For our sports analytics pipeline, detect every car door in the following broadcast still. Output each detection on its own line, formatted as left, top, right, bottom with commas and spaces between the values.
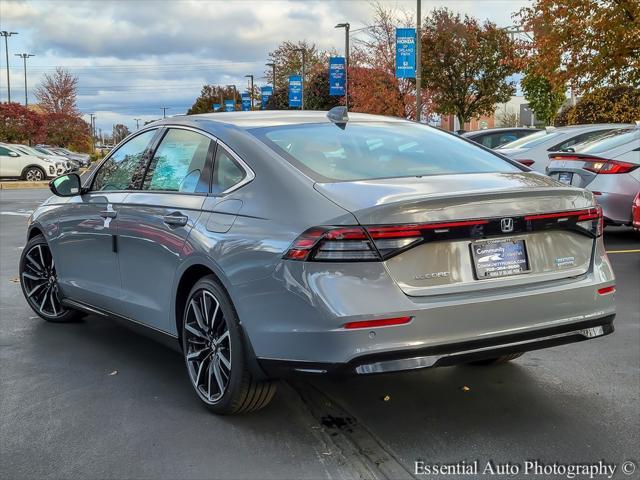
115, 127, 213, 332
0, 146, 23, 177
52, 129, 160, 312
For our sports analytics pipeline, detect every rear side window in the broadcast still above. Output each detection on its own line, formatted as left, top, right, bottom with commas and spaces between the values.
252, 122, 521, 182
573, 129, 639, 154
500, 130, 563, 149
549, 129, 614, 152
212, 146, 246, 194
142, 129, 211, 193
92, 129, 156, 191
0, 146, 13, 156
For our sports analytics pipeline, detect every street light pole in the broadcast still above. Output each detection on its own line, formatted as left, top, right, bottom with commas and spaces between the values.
1, 31, 18, 103
266, 62, 276, 88
416, 0, 422, 122
294, 48, 305, 110
335, 23, 350, 109
134, 118, 141, 130
160, 106, 170, 118
15, 53, 34, 106
245, 74, 254, 110
89, 113, 96, 152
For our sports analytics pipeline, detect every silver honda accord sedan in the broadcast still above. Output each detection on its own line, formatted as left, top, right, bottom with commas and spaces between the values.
20, 109, 616, 414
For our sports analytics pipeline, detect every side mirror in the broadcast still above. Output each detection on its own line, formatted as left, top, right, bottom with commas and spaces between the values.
50, 173, 82, 197
8, 151, 19, 157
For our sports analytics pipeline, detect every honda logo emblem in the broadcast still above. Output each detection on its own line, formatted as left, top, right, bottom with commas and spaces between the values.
500, 218, 515, 233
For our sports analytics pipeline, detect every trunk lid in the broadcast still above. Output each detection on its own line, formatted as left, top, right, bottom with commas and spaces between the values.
314, 172, 598, 296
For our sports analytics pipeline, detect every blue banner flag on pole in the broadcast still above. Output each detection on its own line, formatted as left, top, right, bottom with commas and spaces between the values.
329, 57, 346, 96
224, 99, 235, 112
261, 86, 273, 109
288, 75, 302, 108
241, 92, 251, 111
395, 27, 416, 79
212, 103, 221, 112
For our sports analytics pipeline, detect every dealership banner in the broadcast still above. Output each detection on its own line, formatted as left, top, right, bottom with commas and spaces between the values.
224, 99, 235, 111
288, 75, 302, 108
261, 86, 273, 109
241, 92, 251, 111
395, 27, 416, 78
329, 57, 346, 96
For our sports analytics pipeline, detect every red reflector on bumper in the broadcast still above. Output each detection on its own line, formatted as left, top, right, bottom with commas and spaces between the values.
597, 286, 615, 295
343, 316, 412, 329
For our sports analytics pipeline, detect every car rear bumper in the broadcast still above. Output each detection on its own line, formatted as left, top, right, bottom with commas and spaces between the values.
259, 315, 615, 376
237, 238, 616, 374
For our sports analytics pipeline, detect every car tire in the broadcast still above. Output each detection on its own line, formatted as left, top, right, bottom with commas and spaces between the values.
182, 275, 276, 414
22, 166, 45, 182
468, 353, 524, 366
19, 234, 83, 323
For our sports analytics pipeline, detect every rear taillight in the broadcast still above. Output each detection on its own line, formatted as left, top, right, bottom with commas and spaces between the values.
517, 159, 535, 167
550, 155, 638, 174
524, 206, 603, 237
284, 220, 490, 262
634, 192, 640, 207
283, 227, 380, 261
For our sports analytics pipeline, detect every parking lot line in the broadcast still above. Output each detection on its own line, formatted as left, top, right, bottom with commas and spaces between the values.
606, 249, 640, 254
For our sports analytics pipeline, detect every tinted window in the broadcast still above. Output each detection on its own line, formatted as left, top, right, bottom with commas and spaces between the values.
92, 130, 157, 191
550, 129, 614, 152
499, 130, 564, 149
573, 128, 639, 154
212, 146, 246, 194
253, 122, 521, 182
143, 129, 211, 193
0, 146, 13, 156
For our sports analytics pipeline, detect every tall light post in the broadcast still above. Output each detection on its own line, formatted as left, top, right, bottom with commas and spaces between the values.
89, 113, 96, 152
266, 62, 276, 88
160, 106, 170, 118
334, 23, 350, 109
1, 31, 18, 102
293, 48, 306, 110
415, 0, 422, 122
134, 118, 141, 130
245, 74, 254, 110
15, 53, 34, 106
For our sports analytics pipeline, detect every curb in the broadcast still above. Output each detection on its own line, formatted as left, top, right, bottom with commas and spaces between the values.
0, 181, 49, 190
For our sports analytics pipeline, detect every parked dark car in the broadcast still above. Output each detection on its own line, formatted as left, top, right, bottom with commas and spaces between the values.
462, 127, 539, 149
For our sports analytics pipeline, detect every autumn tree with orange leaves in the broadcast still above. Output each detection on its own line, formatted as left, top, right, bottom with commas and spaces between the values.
420, 8, 524, 128
516, 0, 640, 91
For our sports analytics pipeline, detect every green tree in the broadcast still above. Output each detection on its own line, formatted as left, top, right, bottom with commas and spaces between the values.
521, 73, 566, 125
187, 85, 239, 114
555, 86, 640, 126
420, 8, 523, 126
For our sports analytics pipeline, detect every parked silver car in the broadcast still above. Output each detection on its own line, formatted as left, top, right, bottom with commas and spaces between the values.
547, 127, 640, 225
20, 110, 616, 414
497, 124, 631, 172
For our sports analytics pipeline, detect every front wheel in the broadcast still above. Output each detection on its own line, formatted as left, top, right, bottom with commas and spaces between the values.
23, 166, 45, 182
182, 276, 276, 414
19, 235, 82, 322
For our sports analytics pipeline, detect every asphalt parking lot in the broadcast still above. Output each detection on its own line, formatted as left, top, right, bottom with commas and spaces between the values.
1, 188, 638, 480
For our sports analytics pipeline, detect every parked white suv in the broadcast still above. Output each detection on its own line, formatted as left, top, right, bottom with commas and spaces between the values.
0, 144, 65, 181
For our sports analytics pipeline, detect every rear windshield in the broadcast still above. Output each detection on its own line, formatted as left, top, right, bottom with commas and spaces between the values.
251, 122, 522, 182
574, 128, 640, 154
498, 130, 564, 149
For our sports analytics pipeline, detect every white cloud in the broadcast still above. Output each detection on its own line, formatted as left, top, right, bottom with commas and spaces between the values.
1, 0, 529, 131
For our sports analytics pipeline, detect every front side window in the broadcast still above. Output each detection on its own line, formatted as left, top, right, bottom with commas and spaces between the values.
252, 122, 521, 182
142, 129, 211, 193
92, 129, 157, 191
212, 146, 246, 194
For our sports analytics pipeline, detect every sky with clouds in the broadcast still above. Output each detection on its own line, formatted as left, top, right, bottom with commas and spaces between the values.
1, 0, 529, 133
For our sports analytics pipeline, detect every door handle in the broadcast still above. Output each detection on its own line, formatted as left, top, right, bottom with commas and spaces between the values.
163, 213, 188, 227
99, 210, 117, 218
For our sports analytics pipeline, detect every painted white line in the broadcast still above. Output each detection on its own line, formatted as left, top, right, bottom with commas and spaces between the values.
0, 211, 32, 217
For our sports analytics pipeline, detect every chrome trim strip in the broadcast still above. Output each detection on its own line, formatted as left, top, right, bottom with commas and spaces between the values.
355, 326, 606, 375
